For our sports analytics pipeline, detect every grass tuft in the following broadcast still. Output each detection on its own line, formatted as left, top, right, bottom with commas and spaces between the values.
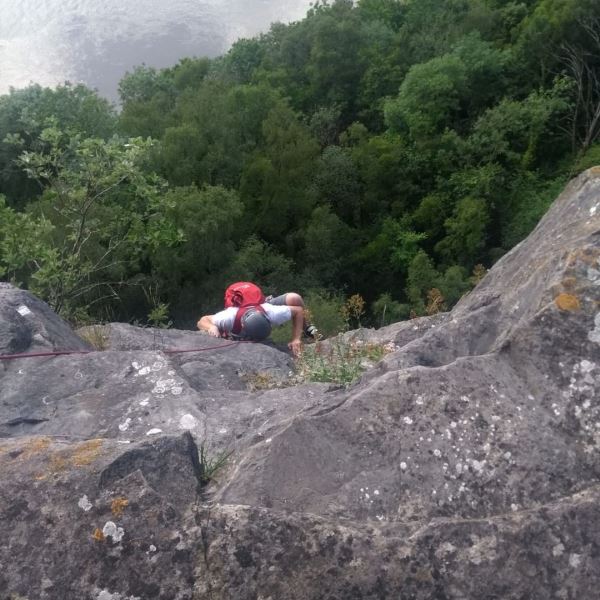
294, 339, 397, 386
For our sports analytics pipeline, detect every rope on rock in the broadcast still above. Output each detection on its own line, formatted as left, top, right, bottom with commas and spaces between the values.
0, 340, 243, 361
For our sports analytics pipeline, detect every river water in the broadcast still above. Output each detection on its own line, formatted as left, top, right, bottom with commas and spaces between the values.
0, 0, 311, 101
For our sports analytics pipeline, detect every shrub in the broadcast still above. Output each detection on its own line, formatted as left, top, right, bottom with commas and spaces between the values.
294, 339, 397, 386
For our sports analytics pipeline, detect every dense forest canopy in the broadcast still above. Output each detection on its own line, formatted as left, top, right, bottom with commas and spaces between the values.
1, 0, 599, 332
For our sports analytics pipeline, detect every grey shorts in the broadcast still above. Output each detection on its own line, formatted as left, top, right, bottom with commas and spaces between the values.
267, 293, 288, 306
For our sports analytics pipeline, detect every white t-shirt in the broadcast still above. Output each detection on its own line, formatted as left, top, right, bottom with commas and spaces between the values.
212, 303, 292, 333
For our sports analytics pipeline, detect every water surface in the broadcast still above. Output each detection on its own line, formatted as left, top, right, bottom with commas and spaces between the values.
0, 0, 311, 101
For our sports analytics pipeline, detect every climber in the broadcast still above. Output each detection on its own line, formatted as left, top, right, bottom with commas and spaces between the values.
196, 282, 319, 356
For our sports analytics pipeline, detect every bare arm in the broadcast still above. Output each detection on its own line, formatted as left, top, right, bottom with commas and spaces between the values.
197, 315, 221, 338
288, 305, 304, 356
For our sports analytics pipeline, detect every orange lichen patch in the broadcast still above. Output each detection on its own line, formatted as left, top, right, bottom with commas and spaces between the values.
589, 166, 600, 176
49, 455, 68, 473
20, 437, 52, 460
566, 247, 600, 267
92, 528, 106, 542
560, 277, 578, 291
70, 439, 105, 467
555, 293, 581, 311
38, 439, 106, 477
111, 497, 129, 517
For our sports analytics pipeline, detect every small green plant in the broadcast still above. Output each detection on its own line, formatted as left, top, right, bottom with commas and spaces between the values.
148, 302, 172, 328
78, 324, 110, 350
198, 443, 232, 486
340, 294, 366, 329
294, 339, 396, 386
470, 264, 487, 286
425, 288, 446, 315
243, 371, 281, 391
144, 282, 172, 328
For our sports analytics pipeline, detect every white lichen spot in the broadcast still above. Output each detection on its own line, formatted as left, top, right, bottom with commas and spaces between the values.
118, 418, 132, 432
587, 267, 600, 285
553, 543, 565, 557
138, 366, 151, 376
569, 553, 582, 568
403, 416, 414, 425
503, 452, 512, 460
470, 459, 486, 474
590, 204, 598, 216
102, 521, 125, 543
265, 438, 272, 444
78, 495, 93, 512
415, 395, 424, 405
149, 544, 157, 552
450, 421, 457, 429
455, 463, 463, 475
132, 361, 141, 370
139, 398, 149, 407
461, 395, 470, 403
400, 462, 407, 471
171, 386, 183, 396
374, 489, 380, 496
376, 515, 385, 521
589, 313, 600, 345
179, 414, 197, 430
511, 503, 519, 512
146, 428, 162, 436
433, 448, 442, 458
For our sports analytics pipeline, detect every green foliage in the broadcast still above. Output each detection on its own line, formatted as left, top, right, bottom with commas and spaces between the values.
406, 250, 440, 314
301, 205, 355, 287
295, 338, 395, 385
240, 103, 319, 241
305, 289, 348, 338
0, 195, 54, 282
0, 0, 585, 325
228, 236, 298, 294
0, 84, 117, 209
198, 443, 232, 486
573, 143, 600, 173
6, 127, 180, 318
467, 83, 570, 168
436, 196, 490, 266
372, 293, 410, 326
386, 54, 468, 138
500, 173, 566, 248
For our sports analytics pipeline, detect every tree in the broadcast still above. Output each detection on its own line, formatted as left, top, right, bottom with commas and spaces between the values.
0, 84, 117, 209
301, 205, 355, 287
240, 104, 320, 243
559, 15, 600, 153
118, 66, 177, 138
10, 126, 180, 318
227, 236, 298, 294
406, 250, 439, 314
385, 54, 469, 139
435, 196, 490, 267
311, 145, 361, 225
467, 83, 570, 168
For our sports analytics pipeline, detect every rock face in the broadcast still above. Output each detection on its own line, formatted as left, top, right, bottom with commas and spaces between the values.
0, 168, 599, 600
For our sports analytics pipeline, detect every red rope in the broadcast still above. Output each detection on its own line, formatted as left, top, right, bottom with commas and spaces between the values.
0, 340, 243, 361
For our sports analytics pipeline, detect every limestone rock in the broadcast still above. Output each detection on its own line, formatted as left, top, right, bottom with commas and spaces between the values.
1, 168, 599, 599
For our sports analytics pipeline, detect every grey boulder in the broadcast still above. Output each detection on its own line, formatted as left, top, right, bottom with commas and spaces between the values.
1, 168, 600, 599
